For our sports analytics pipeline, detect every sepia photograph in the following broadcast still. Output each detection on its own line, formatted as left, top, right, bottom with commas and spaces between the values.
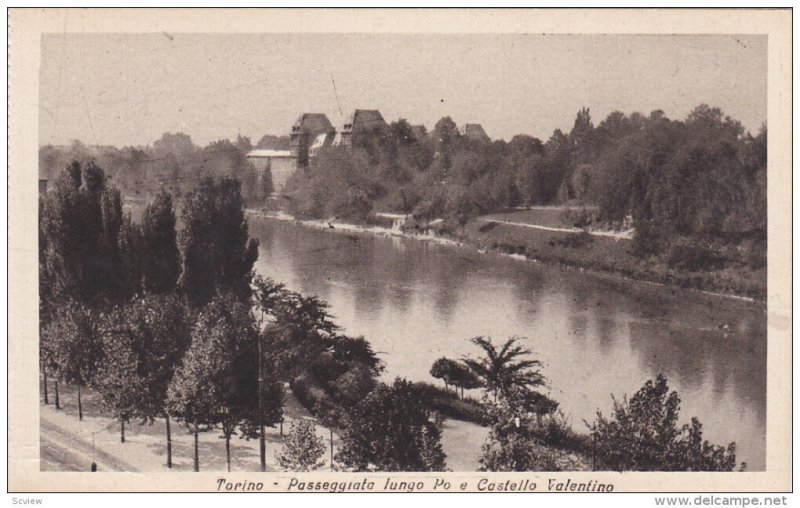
8, 7, 792, 495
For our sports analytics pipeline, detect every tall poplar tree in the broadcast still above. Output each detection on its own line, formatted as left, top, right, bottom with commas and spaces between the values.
178, 178, 259, 307
140, 190, 180, 293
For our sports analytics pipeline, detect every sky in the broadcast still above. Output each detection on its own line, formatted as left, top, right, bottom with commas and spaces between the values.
39, 33, 767, 147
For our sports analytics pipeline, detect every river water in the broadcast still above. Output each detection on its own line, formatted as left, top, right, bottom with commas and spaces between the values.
248, 216, 767, 470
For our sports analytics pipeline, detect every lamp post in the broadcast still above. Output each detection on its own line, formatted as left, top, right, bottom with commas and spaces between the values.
258, 326, 266, 472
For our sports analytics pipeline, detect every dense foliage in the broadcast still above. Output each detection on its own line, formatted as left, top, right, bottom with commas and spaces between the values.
281, 106, 765, 271
178, 178, 260, 307
590, 375, 741, 471
479, 395, 560, 472
335, 378, 447, 472
429, 357, 482, 397
253, 275, 384, 411
39, 134, 262, 203
95, 294, 191, 438
166, 293, 263, 471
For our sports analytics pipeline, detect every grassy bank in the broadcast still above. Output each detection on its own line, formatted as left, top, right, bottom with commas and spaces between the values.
455, 216, 766, 302
248, 207, 766, 301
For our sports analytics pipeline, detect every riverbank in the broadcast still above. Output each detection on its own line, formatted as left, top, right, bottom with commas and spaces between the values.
246, 209, 766, 303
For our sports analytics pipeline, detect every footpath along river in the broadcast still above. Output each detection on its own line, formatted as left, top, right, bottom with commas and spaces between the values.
248, 216, 767, 470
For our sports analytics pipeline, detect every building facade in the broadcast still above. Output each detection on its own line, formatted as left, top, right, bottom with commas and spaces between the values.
246, 149, 298, 194
290, 113, 336, 167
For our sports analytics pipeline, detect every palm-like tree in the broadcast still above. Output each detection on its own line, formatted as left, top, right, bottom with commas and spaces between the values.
462, 336, 545, 401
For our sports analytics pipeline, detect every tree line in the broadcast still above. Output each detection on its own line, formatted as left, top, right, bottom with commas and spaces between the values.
39, 132, 283, 207
285, 105, 766, 271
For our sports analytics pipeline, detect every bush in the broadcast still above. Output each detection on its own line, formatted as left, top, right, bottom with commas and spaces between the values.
290, 374, 329, 416
478, 221, 499, 233
479, 430, 560, 472
529, 411, 591, 454
666, 237, 723, 271
590, 374, 741, 471
412, 382, 487, 425
479, 393, 560, 472
277, 420, 326, 472
631, 219, 663, 258
554, 231, 593, 249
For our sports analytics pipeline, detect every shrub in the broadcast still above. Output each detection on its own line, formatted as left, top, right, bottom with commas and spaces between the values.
277, 420, 326, 472
529, 411, 591, 453
666, 237, 723, 271
631, 219, 663, 258
479, 429, 559, 472
412, 382, 487, 425
478, 221, 499, 233
479, 391, 559, 472
290, 374, 329, 416
554, 231, 593, 249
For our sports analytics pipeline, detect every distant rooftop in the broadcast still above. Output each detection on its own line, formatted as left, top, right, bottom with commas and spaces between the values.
463, 123, 491, 143
343, 109, 386, 133
291, 113, 335, 136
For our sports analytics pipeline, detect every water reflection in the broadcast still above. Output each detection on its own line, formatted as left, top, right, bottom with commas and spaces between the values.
249, 217, 767, 470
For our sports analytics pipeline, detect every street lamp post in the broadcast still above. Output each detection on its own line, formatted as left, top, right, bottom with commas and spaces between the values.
258, 322, 266, 472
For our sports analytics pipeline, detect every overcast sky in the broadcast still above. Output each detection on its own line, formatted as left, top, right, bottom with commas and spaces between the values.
39, 33, 767, 147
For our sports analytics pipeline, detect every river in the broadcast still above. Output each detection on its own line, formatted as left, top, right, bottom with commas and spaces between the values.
249, 216, 767, 470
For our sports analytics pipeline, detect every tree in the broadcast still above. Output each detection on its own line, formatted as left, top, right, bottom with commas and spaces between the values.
41, 300, 102, 420
277, 420, 326, 471
462, 336, 545, 401
449, 361, 483, 399
335, 378, 446, 472
94, 294, 191, 465
590, 374, 740, 471
429, 357, 480, 397
178, 178, 259, 307
252, 276, 339, 378
117, 216, 143, 296
95, 314, 148, 443
166, 293, 261, 472
285, 147, 382, 220
569, 107, 596, 166
432, 116, 461, 174
140, 190, 180, 293
255, 134, 290, 150
39, 160, 130, 308
430, 357, 457, 391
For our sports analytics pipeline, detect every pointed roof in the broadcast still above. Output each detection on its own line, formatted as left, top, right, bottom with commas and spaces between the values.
343, 109, 387, 133
463, 123, 491, 143
291, 113, 335, 137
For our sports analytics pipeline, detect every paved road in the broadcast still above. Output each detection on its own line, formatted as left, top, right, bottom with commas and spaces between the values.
40, 417, 139, 472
